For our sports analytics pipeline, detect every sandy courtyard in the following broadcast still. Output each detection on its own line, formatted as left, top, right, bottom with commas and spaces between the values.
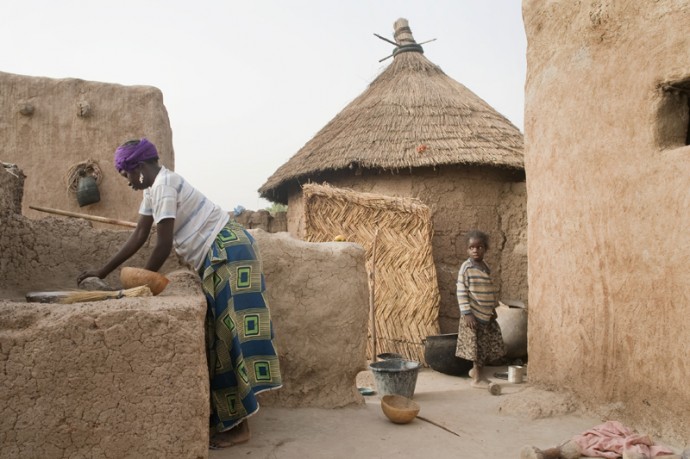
208, 366, 682, 459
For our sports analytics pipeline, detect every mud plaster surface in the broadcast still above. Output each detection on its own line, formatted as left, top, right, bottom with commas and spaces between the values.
524, 0, 690, 444
5, 134, 685, 455
2, 162, 373, 457
0, 163, 184, 299
285, 166, 527, 334
253, 231, 370, 409
0, 271, 209, 459
1, 71, 174, 224
210, 368, 684, 459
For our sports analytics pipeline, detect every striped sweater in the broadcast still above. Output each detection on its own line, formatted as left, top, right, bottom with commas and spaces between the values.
457, 258, 498, 323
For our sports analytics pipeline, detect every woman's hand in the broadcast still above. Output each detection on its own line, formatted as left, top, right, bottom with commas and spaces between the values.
463, 313, 478, 331
77, 269, 105, 285
75, 214, 155, 287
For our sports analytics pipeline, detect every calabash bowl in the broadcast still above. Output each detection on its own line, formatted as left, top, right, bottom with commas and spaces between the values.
380, 394, 420, 424
120, 267, 169, 296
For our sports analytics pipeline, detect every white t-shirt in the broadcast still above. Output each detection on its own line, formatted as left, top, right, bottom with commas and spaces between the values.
139, 166, 229, 271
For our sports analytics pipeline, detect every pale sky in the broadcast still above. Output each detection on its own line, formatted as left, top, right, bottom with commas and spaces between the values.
1, 1, 526, 211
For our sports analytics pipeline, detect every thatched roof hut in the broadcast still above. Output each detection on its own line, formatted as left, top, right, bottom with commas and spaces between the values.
259, 18, 523, 204
260, 18, 527, 337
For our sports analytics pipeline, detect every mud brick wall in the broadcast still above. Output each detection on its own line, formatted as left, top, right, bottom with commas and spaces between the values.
1, 164, 371, 457
0, 273, 209, 459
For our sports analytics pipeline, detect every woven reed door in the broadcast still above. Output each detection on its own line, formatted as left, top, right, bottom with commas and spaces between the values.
302, 183, 440, 364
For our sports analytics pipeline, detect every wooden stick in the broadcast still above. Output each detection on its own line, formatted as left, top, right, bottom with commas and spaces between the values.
369, 229, 379, 360
29, 205, 137, 228
373, 33, 398, 47
416, 415, 462, 437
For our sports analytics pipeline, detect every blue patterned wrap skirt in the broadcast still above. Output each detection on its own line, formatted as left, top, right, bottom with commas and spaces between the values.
200, 220, 282, 432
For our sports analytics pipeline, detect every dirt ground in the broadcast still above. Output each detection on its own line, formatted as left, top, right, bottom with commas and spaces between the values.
208, 366, 683, 458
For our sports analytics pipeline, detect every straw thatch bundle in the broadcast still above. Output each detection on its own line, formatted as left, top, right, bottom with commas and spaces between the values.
260, 18, 523, 204
303, 183, 439, 363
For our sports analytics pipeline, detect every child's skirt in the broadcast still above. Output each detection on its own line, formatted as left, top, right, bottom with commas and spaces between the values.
455, 318, 505, 365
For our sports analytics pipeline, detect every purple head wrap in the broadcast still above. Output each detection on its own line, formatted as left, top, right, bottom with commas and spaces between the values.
114, 138, 159, 173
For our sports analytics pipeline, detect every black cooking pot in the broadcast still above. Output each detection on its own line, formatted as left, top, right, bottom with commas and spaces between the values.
423, 333, 473, 376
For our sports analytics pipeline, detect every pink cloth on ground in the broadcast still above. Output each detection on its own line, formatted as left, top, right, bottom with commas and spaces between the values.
572, 420, 674, 458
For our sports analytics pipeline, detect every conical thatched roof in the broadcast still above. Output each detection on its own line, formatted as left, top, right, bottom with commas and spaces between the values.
259, 18, 524, 203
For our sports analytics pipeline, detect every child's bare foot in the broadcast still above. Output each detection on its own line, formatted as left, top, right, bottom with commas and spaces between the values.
209, 420, 250, 449
470, 379, 490, 389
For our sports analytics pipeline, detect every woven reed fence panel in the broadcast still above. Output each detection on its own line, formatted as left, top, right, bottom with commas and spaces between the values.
302, 183, 440, 364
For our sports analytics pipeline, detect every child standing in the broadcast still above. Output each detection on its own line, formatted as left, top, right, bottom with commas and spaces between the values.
455, 230, 506, 387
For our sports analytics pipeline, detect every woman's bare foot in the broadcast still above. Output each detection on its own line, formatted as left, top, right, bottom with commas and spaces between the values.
209, 420, 250, 449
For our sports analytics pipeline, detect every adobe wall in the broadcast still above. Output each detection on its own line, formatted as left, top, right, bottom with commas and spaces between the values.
254, 231, 370, 408
1, 164, 370, 456
0, 273, 210, 459
235, 209, 288, 233
286, 166, 528, 334
0, 163, 183, 299
0, 71, 173, 224
524, 0, 690, 442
